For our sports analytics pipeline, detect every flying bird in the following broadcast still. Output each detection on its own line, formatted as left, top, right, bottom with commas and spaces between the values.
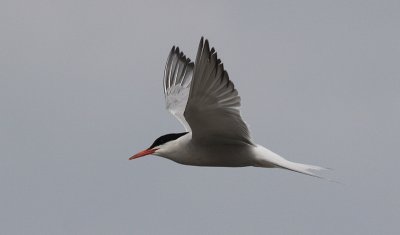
130, 37, 325, 177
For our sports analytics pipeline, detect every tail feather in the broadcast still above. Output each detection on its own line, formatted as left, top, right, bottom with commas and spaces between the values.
273, 161, 327, 178
254, 145, 328, 178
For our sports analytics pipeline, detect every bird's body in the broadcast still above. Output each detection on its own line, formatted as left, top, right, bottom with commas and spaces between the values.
156, 132, 255, 167
131, 37, 325, 177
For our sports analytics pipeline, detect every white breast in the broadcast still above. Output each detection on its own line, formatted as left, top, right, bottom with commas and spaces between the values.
155, 133, 256, 167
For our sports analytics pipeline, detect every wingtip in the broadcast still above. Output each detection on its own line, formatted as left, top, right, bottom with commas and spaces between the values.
170, 46, 176, 54
199, 36, 211, 50
204, 39, 210, 50
210, 47, 215, 54
198, 37, 204, 49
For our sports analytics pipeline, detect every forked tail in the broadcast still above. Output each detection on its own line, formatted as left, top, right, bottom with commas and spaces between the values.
254, 145, 327, 178
271, 161, 327, 178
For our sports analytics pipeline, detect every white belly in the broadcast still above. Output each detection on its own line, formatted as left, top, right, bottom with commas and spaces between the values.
157, 133, 257, 167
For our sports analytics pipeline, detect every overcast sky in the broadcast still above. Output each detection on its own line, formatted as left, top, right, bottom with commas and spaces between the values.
1, 0, 399, 234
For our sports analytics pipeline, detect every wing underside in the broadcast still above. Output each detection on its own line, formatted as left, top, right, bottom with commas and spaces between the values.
163, 46, 194, 131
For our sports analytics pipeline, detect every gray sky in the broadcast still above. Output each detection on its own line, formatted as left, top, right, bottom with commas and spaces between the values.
1, 0, 399, 234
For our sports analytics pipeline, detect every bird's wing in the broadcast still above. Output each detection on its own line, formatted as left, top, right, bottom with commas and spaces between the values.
164, 46, 194, 131
184, 37, 253, 145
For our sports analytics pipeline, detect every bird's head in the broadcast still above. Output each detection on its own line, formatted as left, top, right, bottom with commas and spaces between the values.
129, 132, 188, 160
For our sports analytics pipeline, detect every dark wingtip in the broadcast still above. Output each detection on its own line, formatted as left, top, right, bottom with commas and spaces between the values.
210, 47, 215, 54
204, 39, 209, 49
199, 37, 204, 49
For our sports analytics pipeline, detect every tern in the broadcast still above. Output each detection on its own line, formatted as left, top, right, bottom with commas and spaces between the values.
130, 37, 325, 177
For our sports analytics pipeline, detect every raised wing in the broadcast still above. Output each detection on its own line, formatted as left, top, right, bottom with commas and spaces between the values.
163, 46, 194, 131
184, 37, 253, 145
